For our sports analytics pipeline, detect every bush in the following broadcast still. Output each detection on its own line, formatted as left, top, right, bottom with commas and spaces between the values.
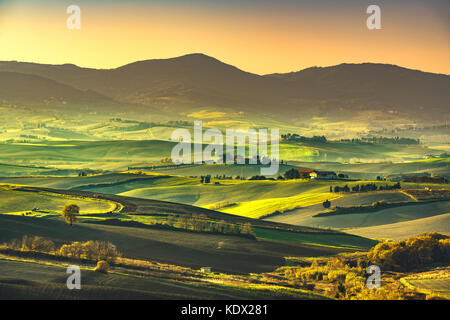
59, 241, 121, 262
6, 236, 56, 253
94, 260, 110, 273
31, 236, 56, 253
283, 168, 300, 179
371, 200, 390, 208
367, 232, 450, 271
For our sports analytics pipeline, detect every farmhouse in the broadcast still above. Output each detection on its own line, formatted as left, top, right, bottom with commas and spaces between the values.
200, 267, 212, 273
297, 169, 315, 179
297, 169, 337, 180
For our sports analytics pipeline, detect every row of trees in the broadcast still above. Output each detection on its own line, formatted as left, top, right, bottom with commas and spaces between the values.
331, 182, 401, 193
340, 136, 420, 145
281, 134, 327, 143
59, 204, 254, 238
281, 133, 420, 145
283, 168, 348, 180
59, 240, 121, 262
200, 174, 251, 182
200, 175, 211, 183
4, 236, 121, 263
166, 214, 255, 238
284, 168, 301, 179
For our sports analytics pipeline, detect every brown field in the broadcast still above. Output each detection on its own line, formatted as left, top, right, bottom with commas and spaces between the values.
402, 189, 450, 201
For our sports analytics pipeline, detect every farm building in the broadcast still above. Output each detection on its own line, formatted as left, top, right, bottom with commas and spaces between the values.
297, 169, 337, 180
297, 169, 316, 178
312, 171, 337, 180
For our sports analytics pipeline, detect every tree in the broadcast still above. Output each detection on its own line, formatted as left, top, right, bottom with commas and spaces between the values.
62, 204, 79, 226
240, 222, 254, 236
284, 168, 300, 179
94, 260, 110, 274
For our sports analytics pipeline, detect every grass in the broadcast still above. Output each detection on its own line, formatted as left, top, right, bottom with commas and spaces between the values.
347, 212, 450, 240
0, 212, 355, 275
0, 252, 330, 300
220, 192, 342, 218
0, 138, 446, 173
0, 180, 377, 275
253, 227, 377, 250
400, 269, 450, 299
2, 171, 447, 224
0, 185, 118, 215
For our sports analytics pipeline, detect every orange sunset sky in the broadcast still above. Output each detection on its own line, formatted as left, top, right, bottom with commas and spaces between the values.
0, 0, 449, 75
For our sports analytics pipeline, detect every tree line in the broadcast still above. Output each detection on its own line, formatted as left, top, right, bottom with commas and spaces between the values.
331, 182, 401, 193
3, 235, 121, 263
166, 214, 255, 238
281, 132, 420, 145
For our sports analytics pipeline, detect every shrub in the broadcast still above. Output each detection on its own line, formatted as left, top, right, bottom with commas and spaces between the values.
367, 232, 450, 271
283, 168, 300, 179
3, 236, 121, 263
7, 236, 56, 253
327, 270, 347, 283
31, 236, 56, 253
59, 240, 120, 262
94, 260, 110, 273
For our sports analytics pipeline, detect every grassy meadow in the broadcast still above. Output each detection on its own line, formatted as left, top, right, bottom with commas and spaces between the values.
0, 125, 448, 300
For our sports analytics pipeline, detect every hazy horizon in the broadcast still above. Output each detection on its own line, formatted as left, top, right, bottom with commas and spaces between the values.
2, 53, 450, 77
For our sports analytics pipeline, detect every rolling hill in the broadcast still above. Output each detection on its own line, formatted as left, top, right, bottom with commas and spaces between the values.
0, 72, 120, 110
1, 54, 449, 122
0, 185, 378, 274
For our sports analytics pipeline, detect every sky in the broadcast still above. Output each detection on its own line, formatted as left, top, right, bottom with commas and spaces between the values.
0, 0, 449, 74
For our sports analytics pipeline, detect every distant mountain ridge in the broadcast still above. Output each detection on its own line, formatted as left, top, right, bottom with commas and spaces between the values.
0, 54, 448, 121
0, 71, 118, 109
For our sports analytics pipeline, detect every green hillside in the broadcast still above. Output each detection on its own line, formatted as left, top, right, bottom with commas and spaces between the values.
0, 140, 446, 173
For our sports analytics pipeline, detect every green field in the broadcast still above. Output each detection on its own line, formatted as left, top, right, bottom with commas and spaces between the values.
253, 227, 376, 250
289, 158, 450, 180
401, 272, 450, 299
0, 258, 326, 300
1, 171, 448, 224
0, 185, 117, 216
0, 137, 448, 299
268, 192, 450, 239
0, 214, 368, 274
347, 212, 450, 240
219, 192, 342, 218
0, 184, 377, 274
0, 140, 446, 173
405, 278, 450, 299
